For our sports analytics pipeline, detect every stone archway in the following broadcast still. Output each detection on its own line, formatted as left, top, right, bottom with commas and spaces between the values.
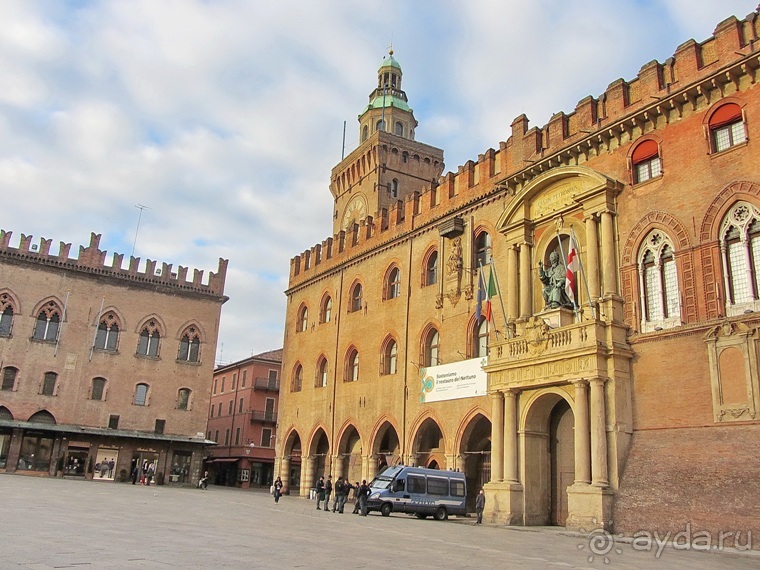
522, 391, 575, 526
371, 420, 401, 478
281, 430, 302, 494
412, 417, 445, 469
336, 425, 362, 485
458, 413, 491, 511
307, 428, 330, 490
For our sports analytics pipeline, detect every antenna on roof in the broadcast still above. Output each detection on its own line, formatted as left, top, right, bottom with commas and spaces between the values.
131, 204, 150, 258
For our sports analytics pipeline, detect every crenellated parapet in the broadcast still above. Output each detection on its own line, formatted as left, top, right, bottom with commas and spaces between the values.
0, 230, 228, 298
290, 8, 760, 288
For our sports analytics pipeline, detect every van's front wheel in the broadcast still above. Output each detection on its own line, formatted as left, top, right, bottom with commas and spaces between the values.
434, 506, 448, 521
381, 503, 392, 517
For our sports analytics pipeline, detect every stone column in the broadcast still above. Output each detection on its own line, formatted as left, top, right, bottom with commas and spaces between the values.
303, 456, 315, 498
600, 210, 617, 296
573, 380, 591, 485
361, 455, 369, 482
332, 455, 343, 480
507, 245, 519, 320
504, 390, 519, 483
519, 243, 532, 318
366, 455, 377, 482
584, 214, 600, 300
455, 455, 466, 474
280, 456, 291, 493
490, 391, 504, 482
589, 378, 609, 487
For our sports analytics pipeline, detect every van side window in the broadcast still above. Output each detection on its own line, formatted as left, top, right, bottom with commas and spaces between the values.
427, 477, 448, 496
392, 479, 405, 493
407, 475, 425, 494
450, 480, 465, 497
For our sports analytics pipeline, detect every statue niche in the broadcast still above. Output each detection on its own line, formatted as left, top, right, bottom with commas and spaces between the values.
445, 237, 464, 306
538, 251, 574, 310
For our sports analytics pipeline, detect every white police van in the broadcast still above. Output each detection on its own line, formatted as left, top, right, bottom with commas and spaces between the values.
366, 465, 466, 520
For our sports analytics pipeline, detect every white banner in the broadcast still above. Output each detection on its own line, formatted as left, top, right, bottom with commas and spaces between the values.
419, 357, 488, 403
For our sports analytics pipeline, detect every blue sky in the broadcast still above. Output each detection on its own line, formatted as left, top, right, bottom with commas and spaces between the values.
1, 0, 756, 364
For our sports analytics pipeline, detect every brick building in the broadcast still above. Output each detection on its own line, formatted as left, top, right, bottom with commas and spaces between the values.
277, 9, 760, 543
0, 231, 227, 486
205, 349, 282, 488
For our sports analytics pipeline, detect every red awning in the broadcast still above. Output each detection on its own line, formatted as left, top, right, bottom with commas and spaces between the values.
208, 458, 238, 463
709, 103, 742, 128
632, 139, 659, 163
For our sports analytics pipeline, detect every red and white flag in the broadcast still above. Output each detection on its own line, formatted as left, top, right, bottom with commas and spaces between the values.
565, 245, 579, 306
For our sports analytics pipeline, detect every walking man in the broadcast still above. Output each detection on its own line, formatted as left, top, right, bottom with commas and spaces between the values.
332, 476, 344, 512
324, 475, 333, 513
316, 476, 325, 510
475, 488, 485, 524
359, 480, 370, 516
352, 481, 361, 514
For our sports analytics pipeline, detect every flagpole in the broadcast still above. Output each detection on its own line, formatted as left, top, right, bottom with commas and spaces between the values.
556, 231, 579, 322
571, 225, 596, 319
489, 259, 510, 339
54, 290, 70, 357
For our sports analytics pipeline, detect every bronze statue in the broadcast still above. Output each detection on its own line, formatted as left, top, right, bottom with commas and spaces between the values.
538, 251, 574, 309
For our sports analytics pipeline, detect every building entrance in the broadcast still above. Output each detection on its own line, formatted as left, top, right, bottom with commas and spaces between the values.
550, 399, 574, 525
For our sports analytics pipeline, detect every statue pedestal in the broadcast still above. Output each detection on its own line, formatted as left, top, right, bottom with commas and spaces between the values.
483, 481, 524, 525
566, 484, 614, 531
538, 307, 576, 329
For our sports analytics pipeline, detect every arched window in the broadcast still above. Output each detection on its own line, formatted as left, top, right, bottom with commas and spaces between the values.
33, 302, 61, 342
94, 312, 120, 352
41, 372, 57, 396
423, 328, 440, 367
345, 348, 359, 382
424, 251, 438, 286
292, 364, 303, 392
720, 201, 760, 315
178, 326, 201, 363
385, 267, 401, 300
0, 293, 14, 337
638, 230, 681, 332
91, 377, 107, 401
631, 139, 661, 184
391, 179, 399, 198
320, 295, 332, 323
362, 125, 369, 142
376, 119, 385, 132
134, 383, 149, 406
395, 122, 403, 137
474, 231, 492, 268
382, 338, 398, 375
2, 367, 18, 391
471, 317, 489, 358
350, 283, 363, 312
709, 103, 746, 153
297, 304, 308, 332
316, 357, 328, 388
177, 388, 191, 410
137, 321, 161, 357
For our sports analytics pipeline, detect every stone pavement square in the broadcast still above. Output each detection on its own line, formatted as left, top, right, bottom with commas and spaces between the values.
1, 475, 757, 569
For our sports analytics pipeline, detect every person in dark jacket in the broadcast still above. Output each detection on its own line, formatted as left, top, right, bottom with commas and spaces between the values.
332, 476, 344, 512
475, 488, 485, 524
352, 481, 361, 514
324, 475, 333, 513
359, 480, 370, 516
273, 477, 283, 503
339, 479, 353, 513
316, 476, 325, 510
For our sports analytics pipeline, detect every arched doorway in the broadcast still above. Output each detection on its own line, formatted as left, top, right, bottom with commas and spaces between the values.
337, 425, 362, 484
309, 428, 330, 484
412, 417, 445, 468
523, 391, 575, 526
372, 421, 401, 476
282, 430, 302, 494
459, 413, 491, 511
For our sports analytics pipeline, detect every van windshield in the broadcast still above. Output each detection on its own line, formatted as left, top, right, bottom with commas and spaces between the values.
370, 477, 393, 490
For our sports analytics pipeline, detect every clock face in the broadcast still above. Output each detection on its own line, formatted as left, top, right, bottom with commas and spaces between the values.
341, 196, 367, 230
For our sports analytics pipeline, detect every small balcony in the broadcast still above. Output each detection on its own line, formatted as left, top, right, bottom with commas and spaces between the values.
253, 377, 279, 392
250, 410, 277, 424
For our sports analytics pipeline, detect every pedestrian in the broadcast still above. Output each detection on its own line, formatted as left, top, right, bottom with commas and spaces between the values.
145, 463, 154, 486
199, 470, 209, 490
332, 476, 344, 512
352, 481, 361, 514
339, 479, 352, 514
273, 476, 283, 503
359, 479, 370, 516
475, 488, 485, 524
107, 458, 115, 478
316, 476, 325, 510
131, 464, 139, 485
324, 475, 333, 513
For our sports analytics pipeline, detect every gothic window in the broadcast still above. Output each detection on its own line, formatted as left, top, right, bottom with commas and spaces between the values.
423, 328, 440, 367
178, 326, 201, 363
382, 338, 398, 375
709, 103, 746, 153
631, 139, 661, 184
94, 312, 120, 352
350, 282, 363, 312
2, 367, 17, 391
345, 347, 359, 382
320, 295, 332, 323
474, 231, 492, 269
0, 293, 14, 337
424, 250, 438, 286
316, 357, 328, 388
91, 377, 106, 401
637, 230, 681, 332
177, 388, 191, 410
391, 179, 399, 198
137, 321, 161, 357
720, 201, 760, 316
292, 364, 303, 392
134, 383, 149, 406
297, 304, 308, 332
33, 302, 61, 342
41, 372, 57, 396
470, 317, 489, 358
385, 266, 401, 300
362, 125, 368, 142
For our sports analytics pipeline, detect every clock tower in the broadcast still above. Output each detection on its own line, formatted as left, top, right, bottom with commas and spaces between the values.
330, 50, 445, 235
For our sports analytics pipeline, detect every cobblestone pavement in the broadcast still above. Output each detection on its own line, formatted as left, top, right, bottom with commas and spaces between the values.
1, 475, 757, 569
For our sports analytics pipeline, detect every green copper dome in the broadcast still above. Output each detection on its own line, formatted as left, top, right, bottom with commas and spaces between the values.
362, 94, 412, 114
380, 50, 402, 71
